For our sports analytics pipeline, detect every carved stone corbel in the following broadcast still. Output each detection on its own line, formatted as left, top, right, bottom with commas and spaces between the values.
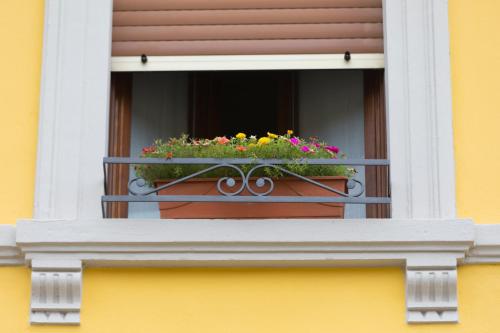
30, 260, 82, 325
406, 257, 458, 323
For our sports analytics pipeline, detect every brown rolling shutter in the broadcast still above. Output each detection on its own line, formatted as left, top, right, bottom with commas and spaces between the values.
112, 0, 383, 56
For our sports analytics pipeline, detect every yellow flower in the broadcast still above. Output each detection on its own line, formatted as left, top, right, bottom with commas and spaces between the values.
287, 129, 294, 135
258, 137, 271, 145
236, 132, 246, 139
267, 132, 278, 139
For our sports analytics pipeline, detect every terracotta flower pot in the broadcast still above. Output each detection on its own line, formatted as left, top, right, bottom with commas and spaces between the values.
155, 176, 347, 219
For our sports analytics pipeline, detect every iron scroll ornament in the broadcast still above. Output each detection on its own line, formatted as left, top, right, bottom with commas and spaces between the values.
128, 163, 365, 198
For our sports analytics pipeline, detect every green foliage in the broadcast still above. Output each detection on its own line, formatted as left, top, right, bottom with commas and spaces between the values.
136, 132, 356, 185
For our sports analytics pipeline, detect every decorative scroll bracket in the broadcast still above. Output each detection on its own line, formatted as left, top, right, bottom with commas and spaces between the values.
406, 257, 458, 323
30, 260, 82, 325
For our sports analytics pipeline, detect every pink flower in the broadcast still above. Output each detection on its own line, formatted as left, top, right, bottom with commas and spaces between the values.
325, 146, 339, 154
289, 137, 300, 146
301, 146, 311, 153
313, 142, 321, 148
216, 136, 230, 145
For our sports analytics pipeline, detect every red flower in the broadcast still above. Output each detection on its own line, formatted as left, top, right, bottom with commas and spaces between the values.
142, 146, 156, 154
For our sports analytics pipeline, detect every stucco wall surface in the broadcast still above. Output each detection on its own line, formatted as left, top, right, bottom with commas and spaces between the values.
450, 0, 500, 223
0, 0, 499, 332
0, 1, 43, 225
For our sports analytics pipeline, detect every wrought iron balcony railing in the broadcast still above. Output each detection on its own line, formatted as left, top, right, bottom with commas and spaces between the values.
102, 157, 391, 218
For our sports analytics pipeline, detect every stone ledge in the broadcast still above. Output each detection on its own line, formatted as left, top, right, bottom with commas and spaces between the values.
15, 219, 474, 267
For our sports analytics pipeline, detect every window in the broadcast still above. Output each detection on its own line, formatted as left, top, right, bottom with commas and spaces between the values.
34, 0, 456, 222
103, 0, 391, 220
105, 69, 390, 220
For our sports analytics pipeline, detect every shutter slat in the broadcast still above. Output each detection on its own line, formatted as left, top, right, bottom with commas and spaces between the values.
112, 1, 384, 56
113, 8, 382, 26
114, 0, 382, 11
113, 23, 383, 42
112, 39, 383, 56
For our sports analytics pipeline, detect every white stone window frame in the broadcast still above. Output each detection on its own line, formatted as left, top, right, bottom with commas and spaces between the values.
7, 0, 499, 326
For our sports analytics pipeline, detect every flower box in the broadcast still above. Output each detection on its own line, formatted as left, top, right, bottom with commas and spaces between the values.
155, 176, 348, 219
137, 132, 355, 219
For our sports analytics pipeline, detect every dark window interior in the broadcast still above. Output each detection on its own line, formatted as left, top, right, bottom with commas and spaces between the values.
189, 71, 297, 138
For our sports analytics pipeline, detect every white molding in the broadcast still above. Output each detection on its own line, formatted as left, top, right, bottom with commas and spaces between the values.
406, 257, 458, 323
34, 0, 113, 220
465, 225, 500, 264
383, 0, 456, 219
30, 260, 82, 325
16, 219, 474, 267
0, 225, 23, 265
111, 54, 385, 72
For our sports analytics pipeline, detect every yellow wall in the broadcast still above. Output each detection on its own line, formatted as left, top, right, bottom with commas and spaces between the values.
1, 1, 500, 333
0, 0, 43, 224
450, 0, 500, 223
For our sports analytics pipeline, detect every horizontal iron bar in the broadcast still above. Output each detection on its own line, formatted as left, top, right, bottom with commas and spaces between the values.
104, 157, 390, 166
102, 195, 391, 204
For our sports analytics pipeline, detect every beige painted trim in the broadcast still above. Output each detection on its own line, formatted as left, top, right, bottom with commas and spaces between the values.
111, 53, 385, 72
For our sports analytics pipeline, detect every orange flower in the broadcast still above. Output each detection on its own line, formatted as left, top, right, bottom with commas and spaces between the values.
216, 136, 230, 145
165, 152, 173, 159
235, 146, 247, 152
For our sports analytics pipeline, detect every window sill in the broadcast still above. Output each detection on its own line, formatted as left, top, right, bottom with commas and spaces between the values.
16, 218, 474, 267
